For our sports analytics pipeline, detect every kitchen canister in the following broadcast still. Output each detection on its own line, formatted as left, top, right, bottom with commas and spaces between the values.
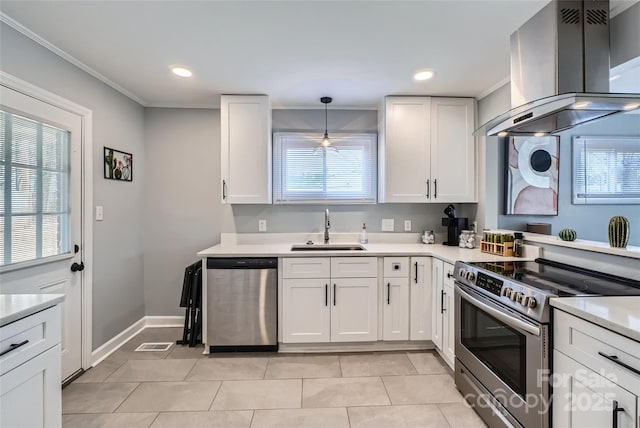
422, 230, 435, 244
459, 230, 476, 249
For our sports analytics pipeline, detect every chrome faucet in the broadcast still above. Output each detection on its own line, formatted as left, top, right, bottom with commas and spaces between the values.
324, 209, 330, 244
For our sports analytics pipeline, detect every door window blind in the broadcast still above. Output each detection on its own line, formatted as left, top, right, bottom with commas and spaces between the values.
573, 136, 640, 204
273, 132, 377, 204
0, 110, 71, 266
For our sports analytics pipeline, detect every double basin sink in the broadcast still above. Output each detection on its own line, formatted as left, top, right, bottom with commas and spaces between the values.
290, 243, 366, 251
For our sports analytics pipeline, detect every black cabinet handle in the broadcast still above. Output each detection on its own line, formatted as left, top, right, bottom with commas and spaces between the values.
70, 262, 84, 272
387, 283, 391, 305
598, 352, 640, 376
414, 262, 418, 283
333, 284, 336, 306
325, 284, 328, 306
0, 340, 29, 357
222, 180, 227, 199
447, 271, 452, 278
612, 400, 625, 427
426, 179, 430, 198
441, 290, 445, 313
434, 179, 437, 199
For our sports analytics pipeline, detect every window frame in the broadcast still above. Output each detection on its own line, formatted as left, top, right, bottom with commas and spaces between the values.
572, 136, 640, 205
273, 132, 378, 204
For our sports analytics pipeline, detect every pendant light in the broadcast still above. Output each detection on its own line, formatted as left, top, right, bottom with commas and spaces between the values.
320, 97, 332, 147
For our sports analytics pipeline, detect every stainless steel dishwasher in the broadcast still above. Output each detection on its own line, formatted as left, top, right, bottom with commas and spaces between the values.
206, 257, 278, 352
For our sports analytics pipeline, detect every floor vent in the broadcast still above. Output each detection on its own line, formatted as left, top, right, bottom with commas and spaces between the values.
134, 342, 173, 352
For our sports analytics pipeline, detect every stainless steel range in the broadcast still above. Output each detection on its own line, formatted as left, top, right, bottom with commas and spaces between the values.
453, 258, 640, 428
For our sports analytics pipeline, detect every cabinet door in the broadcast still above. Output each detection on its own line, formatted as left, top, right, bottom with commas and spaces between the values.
1, 344, 61, 428
430, 97, 476, 202
382, 277, 409, 341
331, 278, 378, 342
220, 95, 271, 204
379, 96, 431, 203
443, 281, 456, 369
282, 278, 330, 343
431, 258, 444, 349
553, 351, 637, 428
410, 257, 432, 341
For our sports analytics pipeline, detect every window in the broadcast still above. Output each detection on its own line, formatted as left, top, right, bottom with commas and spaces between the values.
0, 110, 71, 266
273, 132, 377, 204
573, 136, 640, 204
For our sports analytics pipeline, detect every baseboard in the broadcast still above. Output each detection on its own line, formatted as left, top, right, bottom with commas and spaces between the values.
90, 315, 185, 366
91, 317, 146, 366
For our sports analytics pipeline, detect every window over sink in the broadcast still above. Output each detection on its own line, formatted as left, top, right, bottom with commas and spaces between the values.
273, 132, 377, 204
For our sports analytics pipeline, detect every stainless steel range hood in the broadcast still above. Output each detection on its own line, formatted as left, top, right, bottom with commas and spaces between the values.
476, 0, 640, 137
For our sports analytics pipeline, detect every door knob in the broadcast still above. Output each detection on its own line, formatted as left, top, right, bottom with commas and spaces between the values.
70, 262, 85, 272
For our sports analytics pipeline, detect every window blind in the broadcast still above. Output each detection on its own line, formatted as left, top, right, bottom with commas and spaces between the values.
573, 136, 640, 204
273, 132, 377, 204
0, 110, 70, 266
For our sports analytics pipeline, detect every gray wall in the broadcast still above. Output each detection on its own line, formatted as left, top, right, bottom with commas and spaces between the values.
143, 107, 478, 316
1, 23, 146, 349
611, 2, 640, 67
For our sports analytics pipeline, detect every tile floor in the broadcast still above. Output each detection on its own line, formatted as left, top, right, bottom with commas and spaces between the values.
63, 327, 487, 428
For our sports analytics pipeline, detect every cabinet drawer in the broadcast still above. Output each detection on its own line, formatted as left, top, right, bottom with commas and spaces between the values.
1, 305, 61, 375
383, 257, 409, 277
282, 258, 330, 278
554, 309, 640, 396
331, 257, 377, 278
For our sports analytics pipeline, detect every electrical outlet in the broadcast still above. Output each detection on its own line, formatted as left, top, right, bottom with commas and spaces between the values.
95, 206, 103, 221
381, 219, 394, 232
258, 219, 267, 232
404, 220, 412, 231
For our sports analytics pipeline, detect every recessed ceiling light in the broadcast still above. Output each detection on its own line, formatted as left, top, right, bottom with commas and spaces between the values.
414, 70, 435, 81
534, 132, 546, 137
610, 74, 621, 81
497, 131, 509, 137
171, 66, 193, 78
623, 102, 640, 111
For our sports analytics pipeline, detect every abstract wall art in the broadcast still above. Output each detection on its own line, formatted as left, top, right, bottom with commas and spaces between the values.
104, 147, 133, 182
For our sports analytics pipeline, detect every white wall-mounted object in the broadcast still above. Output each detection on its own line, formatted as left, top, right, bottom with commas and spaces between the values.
379, 96, 476, 203
220, 95, 272, 204
381, 219, 395, 232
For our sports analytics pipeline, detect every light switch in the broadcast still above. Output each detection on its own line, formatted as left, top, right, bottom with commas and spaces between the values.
96, 206, 103, 221
258, 219, 267, 232
381, 219, 394, 232
404, 220, 412, 231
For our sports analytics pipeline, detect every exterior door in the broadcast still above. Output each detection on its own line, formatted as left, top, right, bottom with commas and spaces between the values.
0, 85, 83, 382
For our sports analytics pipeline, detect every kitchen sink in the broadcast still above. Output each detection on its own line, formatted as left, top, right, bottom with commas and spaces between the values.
290, 244, 366, 251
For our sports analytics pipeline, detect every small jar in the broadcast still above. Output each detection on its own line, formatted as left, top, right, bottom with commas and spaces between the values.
422, 230, 435, 244
459, 230, 476, 249
513, 232, 524, 257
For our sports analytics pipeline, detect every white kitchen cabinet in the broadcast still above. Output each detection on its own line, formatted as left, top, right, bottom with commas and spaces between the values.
1, 305, 62, 428
432, 260, 455, 368
379, 96, 476, 203
409, 257, 432, 341
220, 95, 271, 204
282, 257, 377, 344
430, 97, 476, 202
382, 257, 410, 341
553, 309, 640, 428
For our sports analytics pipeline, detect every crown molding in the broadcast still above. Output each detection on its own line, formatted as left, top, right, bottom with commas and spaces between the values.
1, 12, 147, 106
476, 76, 510, 101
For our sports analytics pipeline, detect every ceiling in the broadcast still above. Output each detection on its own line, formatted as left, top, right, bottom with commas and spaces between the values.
0, 1, 636, 109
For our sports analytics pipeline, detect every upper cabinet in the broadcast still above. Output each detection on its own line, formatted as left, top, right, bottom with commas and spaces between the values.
379, 96, 476, 203
220, 95, 272, 204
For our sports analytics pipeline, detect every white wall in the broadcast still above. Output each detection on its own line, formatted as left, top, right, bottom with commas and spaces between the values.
0, 23, 146, 349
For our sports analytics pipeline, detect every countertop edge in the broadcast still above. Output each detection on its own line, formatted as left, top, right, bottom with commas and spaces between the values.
550, 297, 640, 342
1, 294, 65, 327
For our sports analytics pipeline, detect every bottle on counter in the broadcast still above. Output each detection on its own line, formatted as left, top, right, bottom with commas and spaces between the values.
360, 223, 368, 244
513, 232, 524, 257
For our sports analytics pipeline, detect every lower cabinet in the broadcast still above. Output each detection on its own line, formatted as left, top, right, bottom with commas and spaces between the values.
382, 257, 410, 341
410, 257, 432, 341
282, 257, 377, 343
432, 259, 455, 368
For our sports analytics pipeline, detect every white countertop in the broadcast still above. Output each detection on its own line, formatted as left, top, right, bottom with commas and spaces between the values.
551, 296, 640, 342
1, 294, 65, 327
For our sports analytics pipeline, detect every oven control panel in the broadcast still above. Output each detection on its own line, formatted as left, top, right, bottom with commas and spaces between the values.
476, 272, 503, 296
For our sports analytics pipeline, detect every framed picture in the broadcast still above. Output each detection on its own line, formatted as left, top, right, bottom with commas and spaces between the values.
505, 136, 559, 215
104, 147, 133, 182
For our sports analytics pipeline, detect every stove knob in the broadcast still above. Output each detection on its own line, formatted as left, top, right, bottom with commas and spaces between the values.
511, 292, 523, 303
501, 287, 513, 298
458, 269, 466, 279
523, 296, 537, 308
465, 271, 476, 283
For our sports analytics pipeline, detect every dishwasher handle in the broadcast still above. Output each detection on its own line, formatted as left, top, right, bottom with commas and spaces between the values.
207, 257, 278, 269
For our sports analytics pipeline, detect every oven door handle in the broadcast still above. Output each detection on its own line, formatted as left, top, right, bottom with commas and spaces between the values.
457, 285, 541, 337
